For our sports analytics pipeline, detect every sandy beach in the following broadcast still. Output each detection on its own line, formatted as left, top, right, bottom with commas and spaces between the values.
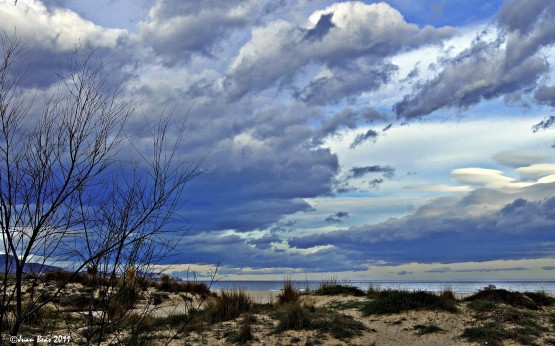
143, 287, 555, 345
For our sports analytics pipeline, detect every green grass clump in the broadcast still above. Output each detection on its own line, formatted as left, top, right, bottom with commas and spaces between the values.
361, 290, 458, 315
277, 278, 300, 305
462, 322, 505, 346
205, 289, 252, 323
276, 303, 311, 331
315, 278, 364, 296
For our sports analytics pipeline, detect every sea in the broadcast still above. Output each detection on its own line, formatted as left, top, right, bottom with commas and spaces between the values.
206, 280, 555, 294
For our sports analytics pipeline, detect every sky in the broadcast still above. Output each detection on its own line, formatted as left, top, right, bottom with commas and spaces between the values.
1, 0, 555, 281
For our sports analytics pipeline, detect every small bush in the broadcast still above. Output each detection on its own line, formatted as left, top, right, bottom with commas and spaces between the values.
315, 278, 364, 296
464, 295, 548, 345
276, 302, 310, 331
524, 291, 555, 306
309, 309, 365, 339
276, 303, 365, 340
464, 288, 538, 310
151, 313, 189, 329
462, 322, 505, 346
43, 270, 88, 286
157, 275, 210, 295
107, 284, 140, 321
227, 314, 255, 344
439, 285, 456, 301
277, 278, 300, 305
205, 289, 252, 323
366, 284, 382, 298
362, 290, 458, 315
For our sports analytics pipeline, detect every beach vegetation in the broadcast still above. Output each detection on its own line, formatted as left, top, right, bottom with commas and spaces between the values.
315, 277, 365, 296
366, 283, 382, 298
275, 302, 365, 340
464, 289, 550, 346
205, 288, 253, 323
464, 288, 540, 309
362, 290, 458, 315
277, 277, 300, 305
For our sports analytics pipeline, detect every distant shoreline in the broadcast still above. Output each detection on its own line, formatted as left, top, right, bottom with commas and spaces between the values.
206, 279, 555, 294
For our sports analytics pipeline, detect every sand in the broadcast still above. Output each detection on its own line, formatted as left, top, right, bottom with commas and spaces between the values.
146, 290, 555, 346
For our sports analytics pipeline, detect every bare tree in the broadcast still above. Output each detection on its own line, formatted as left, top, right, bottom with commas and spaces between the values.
0, 30, 203, 344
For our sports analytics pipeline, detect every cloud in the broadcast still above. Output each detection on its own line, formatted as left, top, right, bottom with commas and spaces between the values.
516, 164, 555, 180
534, 85, 555, 107
316, 107, 388, 143
451, 168, 515, 187
425, 266, 528, 273
293, 59, 398, 105
325, 211, 350, 223
493, 150, 549, 168
405, 184, 472, 193
138, 0, 255, 65
226, 1, 455, 100
347, 165, 395, 179
395, 0, 555, 119
350, 129, 379, 148
289, 181, 555, 265
0, 1, 127, 87
496, 0, 554, 34
165, 231, 369, 273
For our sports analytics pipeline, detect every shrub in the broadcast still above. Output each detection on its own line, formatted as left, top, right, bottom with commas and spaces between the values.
227, 314, 255, 344
276, 302, 310, 331
205, 289, 252, 323
276, 303, 365, 340
439, 285, 456, 301
277, 278, 300, 305
362, 290, 458, 315
462, 322, 505, 346
157, 275, 210, 295
315, 278, 364, 296
366, 284, 382, 298
524, 291, 555, 306
464, 288, 538, 310
107, 284, 140, 321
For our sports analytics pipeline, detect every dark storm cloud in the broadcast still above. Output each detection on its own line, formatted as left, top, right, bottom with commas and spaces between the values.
534, 85, 555, 107
325, 211, 349, 223
138, 0, 253, 65
395, 0, 555, 119
350, 129, 379, 148
289, 187, 555, 265
314, 107, 388, 145
347, 165, 395, 179
293, 59, 398, 105
164, 232, 368, 273
303, 13, 335, 42
247, 233, 282, 250
496, 0, 554, 34
226, 2, 455, 101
